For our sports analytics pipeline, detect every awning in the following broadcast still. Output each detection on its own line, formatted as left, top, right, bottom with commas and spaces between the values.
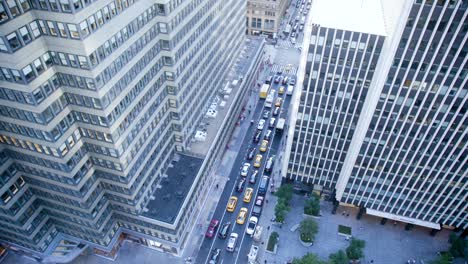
366, 208, 441, 230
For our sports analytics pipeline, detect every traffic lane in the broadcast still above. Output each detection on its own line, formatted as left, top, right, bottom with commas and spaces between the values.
231, 105, 288, 264
196, 102, 265, 262
200, 99, 268, 262
212, 104, 272, 260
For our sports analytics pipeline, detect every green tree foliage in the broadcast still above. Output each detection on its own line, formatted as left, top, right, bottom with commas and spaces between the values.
429, 253, 453, 264
274, 198, 289, 223
299, 218, 318, 243
275, 184, 293, 201
292, 253, 326, 264
346, 238, 366, 260
274, 184, 294, 223
304, 193, 321, 216
448, 233, 467, 258
329, 250, 349, 264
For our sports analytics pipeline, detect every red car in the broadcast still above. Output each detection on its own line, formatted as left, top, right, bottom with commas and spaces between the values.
205, 219, 220, 238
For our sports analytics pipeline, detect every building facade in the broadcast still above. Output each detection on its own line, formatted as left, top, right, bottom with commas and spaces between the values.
0, 0, 245, 261
247, 0, 289, 36
284, 0, 467, 231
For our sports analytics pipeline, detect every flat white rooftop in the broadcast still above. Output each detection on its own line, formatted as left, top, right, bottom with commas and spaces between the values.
310, 0, 386, 36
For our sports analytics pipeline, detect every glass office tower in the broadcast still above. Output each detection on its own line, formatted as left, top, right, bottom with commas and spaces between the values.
0, 0, 245, 261
285, 0, 467, 231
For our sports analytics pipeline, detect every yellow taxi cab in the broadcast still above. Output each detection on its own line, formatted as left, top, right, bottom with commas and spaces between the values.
236, 207, 248, 224
260, 140, 268, 152
243, 188, 253, 203
275, 97, 282, 107
253, 154, 263, 168
278, 86, 285, 95
226, 196, 238, 212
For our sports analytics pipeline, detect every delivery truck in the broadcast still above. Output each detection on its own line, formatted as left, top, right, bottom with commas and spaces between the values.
260, 84, 270, 99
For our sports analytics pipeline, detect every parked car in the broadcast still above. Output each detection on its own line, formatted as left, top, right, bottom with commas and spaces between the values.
240, 163, 250, 177
265, 156, 275, 173
218, 222, 231, 238
253, 154, 263, 168
264, 130, 272, 140
257, 119, 265, 130
253, 130, 262, 143
243, 187, 253, 203
237, 208, 248, 225
273, 107, 280, 116
249, 170, 258, 184
226, 233, 238, 252
274, 75, 281, 83
246, 216, 258, 235
255, 195, 264, 207
247, 147, 256, 160
289, 78, 296, 85
209, 248, 221, 264
205, 219, 220, 238
260, 140, 268, 152
236, 178, 246, 192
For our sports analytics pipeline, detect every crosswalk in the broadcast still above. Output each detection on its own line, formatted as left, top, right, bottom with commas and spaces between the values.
270, 64, 298, 75
276, 39, 302, 49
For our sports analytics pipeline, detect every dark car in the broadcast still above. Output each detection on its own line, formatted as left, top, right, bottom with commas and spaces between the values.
218, 222, 231, 239
249, 170, 258, 184
253, 130, 262, 143
289, 78, 296, 85
247, 147, 256, 160
276, 69, 282, 75
274, 75, 281, 83
265, 76, 273, 84
273, 106, 280, 116
264, 130, 272, 140
205, 219, 220, 238
262, 110, 269, 119
282, 77, 289, 85
236, 178, 246, 192
209, 248, 221, 264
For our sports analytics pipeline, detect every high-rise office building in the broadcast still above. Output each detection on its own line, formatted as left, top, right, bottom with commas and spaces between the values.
246, 0, 289, 37
283, 0, 467, 231
0, 0, 247, 261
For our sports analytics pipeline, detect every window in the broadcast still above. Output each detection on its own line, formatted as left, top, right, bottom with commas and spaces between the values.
30, 21, 40, 37
47, 21, 57, 36
96, 10, 103, 26
0, 3, 9, 23
22, 65, 35, 81
6, 32, 20, 50
0, 37, 8, 52
68, 54, 78, 67
57, 22, 67, 37
67, 24, 79, 38
7, 0, 19, 17
79, 20, 89, 36
60, 0, 71, 12
19, 0, 30, 10
49, 0, 59, 10
33, 59, 45, 74
19, 26, 31, 43
72, 0, 81, 10
88, 15, 97, 31
78, 56, 89, 69
1, 192, 11, 203
42, 53, 52, 67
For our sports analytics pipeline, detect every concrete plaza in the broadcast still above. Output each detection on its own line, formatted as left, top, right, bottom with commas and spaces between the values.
258, 194, 451, 264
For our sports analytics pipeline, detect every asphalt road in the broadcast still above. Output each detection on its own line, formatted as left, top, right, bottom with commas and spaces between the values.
196, 72, 293, 264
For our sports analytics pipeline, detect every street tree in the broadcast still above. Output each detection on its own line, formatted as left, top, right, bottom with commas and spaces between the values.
292, 253, 326, 264
346, 238, 366, 260
299, 218, 318, 243
329, 250, 349, 264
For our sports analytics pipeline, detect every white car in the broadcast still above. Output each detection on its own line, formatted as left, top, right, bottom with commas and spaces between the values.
257, 119, 265, 130
246, 216, 258, 236
241, 163, 251, 177
291, 38, 296, 44
226, 233, 238, 252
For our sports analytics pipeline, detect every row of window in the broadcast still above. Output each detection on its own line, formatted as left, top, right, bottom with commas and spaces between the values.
0, 175, 26, 205
0, 0, 141, 53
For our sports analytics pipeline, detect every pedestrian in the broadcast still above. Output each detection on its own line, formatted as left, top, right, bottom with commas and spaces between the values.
267, 225, 270, 230
215, 183, 219, 189
266, 199, 269, 203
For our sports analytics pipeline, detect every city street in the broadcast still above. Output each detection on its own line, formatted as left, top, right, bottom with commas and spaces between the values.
195, 2, 306, 263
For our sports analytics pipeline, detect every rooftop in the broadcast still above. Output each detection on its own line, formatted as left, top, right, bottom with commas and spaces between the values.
310, 0, 386, 36
141, 37, 264, 224
188, 37, 264, 156
142, 154, 204, 224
